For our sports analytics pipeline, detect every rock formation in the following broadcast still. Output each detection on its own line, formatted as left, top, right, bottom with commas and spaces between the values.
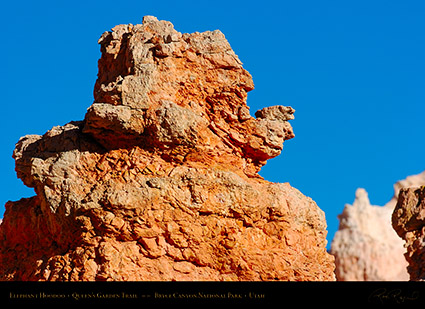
330, 171, 425, 281
385, 171, 425, 208
0, 16, 335, 281
393, 185, 425, 280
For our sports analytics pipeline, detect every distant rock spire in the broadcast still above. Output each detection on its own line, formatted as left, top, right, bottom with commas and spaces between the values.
330, 171, 425, 281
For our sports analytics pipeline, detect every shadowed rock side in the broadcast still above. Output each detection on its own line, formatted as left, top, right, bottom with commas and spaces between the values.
330, 171, 425, 281
393, 185, 425, 281
0, 16, 335, 281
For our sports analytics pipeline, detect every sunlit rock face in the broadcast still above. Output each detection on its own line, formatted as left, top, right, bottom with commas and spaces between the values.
0, 16, 335, 281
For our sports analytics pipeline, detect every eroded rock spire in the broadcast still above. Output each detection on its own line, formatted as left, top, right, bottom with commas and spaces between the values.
0, 16, 335, 281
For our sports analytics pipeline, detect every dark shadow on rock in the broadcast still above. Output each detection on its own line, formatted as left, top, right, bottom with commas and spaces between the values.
23, 121, 107, 159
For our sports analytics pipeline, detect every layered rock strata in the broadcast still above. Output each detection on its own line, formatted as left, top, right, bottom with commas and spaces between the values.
330, 171, 425, 281
0, 16, 335, 281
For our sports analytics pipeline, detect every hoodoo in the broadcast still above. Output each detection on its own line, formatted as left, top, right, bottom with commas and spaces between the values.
0, 16, 335, 281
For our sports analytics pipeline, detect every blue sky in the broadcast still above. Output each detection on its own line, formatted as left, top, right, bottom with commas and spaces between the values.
1, 0, 424, 248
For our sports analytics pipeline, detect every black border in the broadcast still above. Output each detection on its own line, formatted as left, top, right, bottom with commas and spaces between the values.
1, 281, 425, 305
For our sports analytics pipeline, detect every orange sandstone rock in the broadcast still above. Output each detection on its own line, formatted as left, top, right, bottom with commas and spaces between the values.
0, 16, 335, 281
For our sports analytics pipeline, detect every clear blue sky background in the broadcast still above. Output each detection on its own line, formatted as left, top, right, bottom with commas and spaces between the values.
1, 0, 424, 249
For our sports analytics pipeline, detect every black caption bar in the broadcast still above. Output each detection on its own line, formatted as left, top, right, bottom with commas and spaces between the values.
1, 281, 425, 305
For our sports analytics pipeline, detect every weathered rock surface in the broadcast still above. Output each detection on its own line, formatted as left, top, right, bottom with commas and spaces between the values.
0, 16, 335, 281
330, 171, 425, 281
393, 185, 425, 280
85, 16, 295, 173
